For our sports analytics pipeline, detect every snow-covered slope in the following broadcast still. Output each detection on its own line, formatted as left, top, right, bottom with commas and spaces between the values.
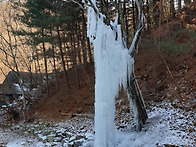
0, 100, 195, 147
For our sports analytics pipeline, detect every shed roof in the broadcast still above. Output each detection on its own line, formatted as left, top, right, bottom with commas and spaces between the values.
3, 71, 44, 85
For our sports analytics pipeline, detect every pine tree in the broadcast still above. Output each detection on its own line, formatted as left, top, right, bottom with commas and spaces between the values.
19, 0, 54, 94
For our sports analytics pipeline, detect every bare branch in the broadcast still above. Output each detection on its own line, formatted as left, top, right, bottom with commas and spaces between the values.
0, 66, 7, 78
128, 0, 144, 57
0, 56, 14, 72
70, 0, 85, 10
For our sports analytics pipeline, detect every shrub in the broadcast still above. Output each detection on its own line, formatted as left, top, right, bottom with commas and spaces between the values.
155, 28, 196, 56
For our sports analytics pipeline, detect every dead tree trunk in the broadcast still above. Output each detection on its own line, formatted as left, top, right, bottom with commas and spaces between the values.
127, 0, 148, 131
127, 72, 148, 131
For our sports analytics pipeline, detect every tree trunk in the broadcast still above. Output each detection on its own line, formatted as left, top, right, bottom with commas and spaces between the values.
127, 72, 148, 131
79, 19, 87, 66
75, 23, 82, 64
153, 0, 160, 28
56, 25, 70, 88
178, 0, 181, 11
87, 38, 93, 63
170, 0, 175, 18
34, 46, 43, 84
132, 0, 136, 33
52, 46, 59, 91
146, 0, 151, 33
71, 33, 80, 88
64, 42, 70, 69
50, 28, 59, 91
42, 31, 49, 95
29, 65, 33, 90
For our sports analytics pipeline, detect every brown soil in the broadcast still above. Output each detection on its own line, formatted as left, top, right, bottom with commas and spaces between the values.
27, 65, 95, 121
27, 35, 196, 122
135, 35, 196, 110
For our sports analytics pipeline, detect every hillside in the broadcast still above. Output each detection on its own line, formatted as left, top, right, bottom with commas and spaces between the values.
27, 64, 95, 121
25, 32, 196, 122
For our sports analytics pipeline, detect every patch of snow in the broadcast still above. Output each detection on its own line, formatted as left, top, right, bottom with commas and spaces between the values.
7, 140, 26, 147
0, 128, 37, 147
13, 83, 29, 92
0, 102, 194, 147
36, 141, 45, 147
82, 102, 195, 147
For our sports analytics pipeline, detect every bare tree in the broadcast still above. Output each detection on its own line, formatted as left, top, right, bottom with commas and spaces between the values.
0, 28, 27, 122
0, 1, 35, 122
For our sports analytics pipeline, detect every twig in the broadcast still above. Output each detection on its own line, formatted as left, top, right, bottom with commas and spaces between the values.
60, 112, 94, 117
0, 66, 7, 78
70, 0, 86, 10
162, 56, 174, 79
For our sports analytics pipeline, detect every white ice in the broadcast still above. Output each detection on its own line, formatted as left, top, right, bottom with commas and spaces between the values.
87, 2, 133, 146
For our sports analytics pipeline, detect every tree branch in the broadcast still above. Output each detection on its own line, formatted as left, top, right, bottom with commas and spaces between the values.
128, 0, 144, 58
70, 0, 86, 10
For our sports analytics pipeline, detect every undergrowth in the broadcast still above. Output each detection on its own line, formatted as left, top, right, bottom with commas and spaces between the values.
155, 28, 196, 56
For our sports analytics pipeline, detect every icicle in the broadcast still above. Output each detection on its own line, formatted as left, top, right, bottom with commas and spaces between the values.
89, 13, 133, 146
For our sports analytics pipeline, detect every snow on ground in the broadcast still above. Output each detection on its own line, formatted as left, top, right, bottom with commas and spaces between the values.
115, 102, 195, 147
0, 101, 195, 147
0, 127, 37, 147
82, 101, 195, 147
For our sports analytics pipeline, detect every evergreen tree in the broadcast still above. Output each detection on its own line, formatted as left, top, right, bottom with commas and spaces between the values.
17, 0, 88, 89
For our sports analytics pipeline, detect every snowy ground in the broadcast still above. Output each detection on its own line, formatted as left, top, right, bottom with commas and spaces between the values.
0, 101, 195, 147
0, 128, 37, 147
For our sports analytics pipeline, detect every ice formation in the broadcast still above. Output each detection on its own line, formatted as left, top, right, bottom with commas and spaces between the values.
87, 2, 134, 146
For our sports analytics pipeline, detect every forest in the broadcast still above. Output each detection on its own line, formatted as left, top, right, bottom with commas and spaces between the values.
0, 0, 195, 146
0, 0, 194, 89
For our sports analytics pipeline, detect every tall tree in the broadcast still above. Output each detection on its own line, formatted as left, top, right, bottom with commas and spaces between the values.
178, 0, 182, 10
170, 0, 175, 18
19, 0, 54, 94
145, 0, 151, 33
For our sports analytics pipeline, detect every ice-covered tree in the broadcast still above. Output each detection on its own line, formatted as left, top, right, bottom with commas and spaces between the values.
86, 0, 148, 146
